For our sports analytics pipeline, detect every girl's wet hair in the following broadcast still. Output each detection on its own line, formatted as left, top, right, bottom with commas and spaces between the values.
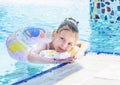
64, 18, 79, 26
57, 18, 79, 40
57, 18, 79, 33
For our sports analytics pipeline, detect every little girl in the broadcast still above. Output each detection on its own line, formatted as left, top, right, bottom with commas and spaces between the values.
28, 18, 89, 64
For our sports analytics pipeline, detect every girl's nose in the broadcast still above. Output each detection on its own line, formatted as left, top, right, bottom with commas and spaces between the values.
61, 42, 68, 49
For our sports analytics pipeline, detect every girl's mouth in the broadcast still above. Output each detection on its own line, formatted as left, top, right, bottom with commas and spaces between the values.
58, 47, 66, 52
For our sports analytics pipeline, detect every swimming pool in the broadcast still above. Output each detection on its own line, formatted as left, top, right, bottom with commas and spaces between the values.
0, 0, 90, 85
0, 0, 120, 85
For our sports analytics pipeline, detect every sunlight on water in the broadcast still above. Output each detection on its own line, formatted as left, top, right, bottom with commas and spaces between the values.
90, 0, 120, 54
1, 0, 119, 84
0, 0, 90, 85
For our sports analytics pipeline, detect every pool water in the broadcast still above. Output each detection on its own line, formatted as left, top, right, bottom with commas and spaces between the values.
0, 0, 120, 84
90, 0, 120, 54
0, 0, 90, 85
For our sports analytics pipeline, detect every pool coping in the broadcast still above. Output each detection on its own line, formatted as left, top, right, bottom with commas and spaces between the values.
11, 51, 120, 85
11, 62, 69, 85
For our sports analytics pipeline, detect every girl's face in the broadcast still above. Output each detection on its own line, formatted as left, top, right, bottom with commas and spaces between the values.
51, 26, 77, 52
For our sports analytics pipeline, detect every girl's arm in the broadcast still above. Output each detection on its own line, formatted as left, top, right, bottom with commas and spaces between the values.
27, 43, 75, 64
27, 42, 53, 63
75, 41, 90, 58
28, 52, 75, 64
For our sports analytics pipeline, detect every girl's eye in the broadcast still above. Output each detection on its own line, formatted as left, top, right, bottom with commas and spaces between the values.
60, 37, 64, 40
68, 43, 72, 46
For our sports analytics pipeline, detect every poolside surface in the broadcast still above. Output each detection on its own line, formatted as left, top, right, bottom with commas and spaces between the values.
19, 53, 120, 85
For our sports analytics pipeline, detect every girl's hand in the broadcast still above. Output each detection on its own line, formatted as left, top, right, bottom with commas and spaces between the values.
54, 56, 76, 63
75, 41, 90, 57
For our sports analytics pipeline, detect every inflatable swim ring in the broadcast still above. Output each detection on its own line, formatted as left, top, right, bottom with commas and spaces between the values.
6, 27, 79, 62
39, 47, 79, 59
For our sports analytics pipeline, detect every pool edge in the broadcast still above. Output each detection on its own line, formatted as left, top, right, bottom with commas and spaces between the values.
11, 62, 69, 85
11, 51, 120, 85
